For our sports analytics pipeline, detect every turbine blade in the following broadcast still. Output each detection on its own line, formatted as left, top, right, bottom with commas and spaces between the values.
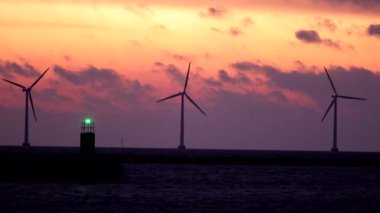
30, 67, 49, 89
2, 79, 25, 89
185, 93, 207, 116
321, 99, 335, 122
338, 95, 366, 101
156, 93, 181, 103
29, 92, 37, 122
324, 67, 337, 95
183, 62, 191, 92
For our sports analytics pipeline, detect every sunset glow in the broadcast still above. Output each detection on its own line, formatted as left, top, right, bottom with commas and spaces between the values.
0, 0, 379, 151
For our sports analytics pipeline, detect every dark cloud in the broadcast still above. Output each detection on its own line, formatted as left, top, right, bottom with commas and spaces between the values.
295, 30, 321, 43
54, 65, 85, 85
230, 62, 284, 83
162, 64, 185, 84
327, 0, 380, 11
204, 78, 222, 87
249, 65, 325, 99
54, 65, 143, 91
229, 27, 243, 36
229, 60, 376, 107
367, 24, 380, 37
53, 65, 155, 108
208, 7, 226, 17
218, 69, 250, 84
230, 61, 261, 71
207, 62, 308, 108
219, 69, 234, 83
316, 18, 337, 32
322, 39, 341, 49
295, 30, 341, 49
0, 60, 41, 79
200, 6, 227, 18
154, 62, 164, 67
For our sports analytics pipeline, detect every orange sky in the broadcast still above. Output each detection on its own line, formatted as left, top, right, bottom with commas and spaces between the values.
0, 1, 379, 75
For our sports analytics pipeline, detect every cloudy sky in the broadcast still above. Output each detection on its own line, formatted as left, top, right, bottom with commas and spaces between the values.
0, 0, 379, 151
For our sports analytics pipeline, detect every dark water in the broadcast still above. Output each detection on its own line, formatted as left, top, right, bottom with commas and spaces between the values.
1, 164, 380, 212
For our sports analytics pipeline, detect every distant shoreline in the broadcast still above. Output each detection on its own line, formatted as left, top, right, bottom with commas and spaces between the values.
1, 145, 380, 167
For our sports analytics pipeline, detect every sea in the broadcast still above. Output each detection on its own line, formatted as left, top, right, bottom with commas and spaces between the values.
1, 163, 380, 212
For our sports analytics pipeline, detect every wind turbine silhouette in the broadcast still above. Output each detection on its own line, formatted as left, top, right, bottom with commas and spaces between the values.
157, 62, 207, 150
321, 67, 366, 152
3, 68, 49, 147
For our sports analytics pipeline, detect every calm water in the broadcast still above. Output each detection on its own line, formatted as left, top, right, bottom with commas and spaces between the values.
1, 164, 380, 212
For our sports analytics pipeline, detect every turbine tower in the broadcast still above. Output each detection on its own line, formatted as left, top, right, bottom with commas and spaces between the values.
3, 68, 49, 147
321, 67, 366, 152
157, 62, 207, 150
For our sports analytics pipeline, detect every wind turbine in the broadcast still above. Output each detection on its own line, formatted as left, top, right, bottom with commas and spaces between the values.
3, 68, 49, 147
157, 62, 207, 150
321, 67, 366, 152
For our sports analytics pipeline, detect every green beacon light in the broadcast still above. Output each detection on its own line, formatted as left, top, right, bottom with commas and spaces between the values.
84, 118, 92, 125
81, 117, 95, 133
